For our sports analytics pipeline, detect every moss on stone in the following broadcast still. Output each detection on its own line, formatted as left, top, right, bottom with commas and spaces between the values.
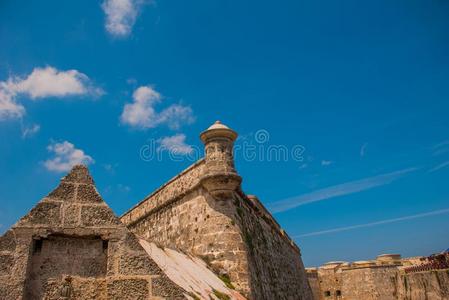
212, 289, 230, 300
218, 274, 235, 290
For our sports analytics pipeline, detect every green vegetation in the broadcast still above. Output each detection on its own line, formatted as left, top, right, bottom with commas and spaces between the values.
218, 273, 235, 289
212, 289, 231, 300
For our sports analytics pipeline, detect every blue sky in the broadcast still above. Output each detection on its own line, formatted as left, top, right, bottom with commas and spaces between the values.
1, 0, 449, 266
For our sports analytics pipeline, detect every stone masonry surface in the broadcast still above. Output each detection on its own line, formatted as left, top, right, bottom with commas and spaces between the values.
121, 121, 313, 300
0, 165, 186, 300
6, 121, 446, 300
306, 253, 449, 300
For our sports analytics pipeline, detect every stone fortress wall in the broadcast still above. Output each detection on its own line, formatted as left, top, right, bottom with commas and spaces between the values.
306, 253, 449, 300
121, 121, 313, 300
1, 120, 447, 300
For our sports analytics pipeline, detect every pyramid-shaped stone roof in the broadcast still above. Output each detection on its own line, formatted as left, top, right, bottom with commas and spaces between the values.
15, 165, 123, 229
0, 165, 186, 299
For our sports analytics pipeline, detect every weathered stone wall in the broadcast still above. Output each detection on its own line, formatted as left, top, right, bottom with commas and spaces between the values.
121, 160, 206, 227
309, 264, 344, 300
340, 266, 398, 300
124, 183, 252, 295
232, 192, 312, 300
36, 275, 157, 300
396, 270, 449, 300
0, 165, 186, 300
306, 269, 321, 300
122, 160, 312, 299
307, 257, 449, 300
24, 235, 108, 298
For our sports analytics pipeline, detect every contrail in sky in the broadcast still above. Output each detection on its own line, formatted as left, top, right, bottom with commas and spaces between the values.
428, 160, 449, 173
295, 208, 449, 238
269, 167, 418, 213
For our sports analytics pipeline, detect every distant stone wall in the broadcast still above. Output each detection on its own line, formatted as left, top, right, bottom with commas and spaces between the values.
122, 161, 312, 299
396, 269, 449, 299
340, 266, 398, 300
307, 256, 449, 300
306, 270, 321, 300
309, 265, 344, 300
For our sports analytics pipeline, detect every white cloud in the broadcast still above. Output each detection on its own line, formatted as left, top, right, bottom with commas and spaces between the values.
0, 66, 103, 121
295, 208, 449, 238
102, 0, 147, 37
12, 67, 103, 99
121, 86, 161, 127
158, 134, 193, 155
44, 141, 94, 172
268, 167, 418, 213
156, 104, 195, 130
0, 85, 25, 119
21, 124, 40, 138
321, 160, 332, 166
121, 85, 195, 130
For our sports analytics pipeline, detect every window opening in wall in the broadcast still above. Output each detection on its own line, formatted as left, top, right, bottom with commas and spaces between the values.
324, 291, 331, 297
102, 240, 109, 253
336, 290, 342, 296
33, 239, 43, 254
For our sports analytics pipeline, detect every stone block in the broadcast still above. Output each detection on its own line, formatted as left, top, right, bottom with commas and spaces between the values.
47, 183, 75, 201
72, 278, 107, 299
0, 254, 14, 275
107, 278, 149, 300
63, 204, 80, 226
119, 252, 160, 275
21, 201, 61, 225
81, 205, 120, 227
0, 281, 22, 300
151, 276, 186, 299
77, 184, 103, 203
